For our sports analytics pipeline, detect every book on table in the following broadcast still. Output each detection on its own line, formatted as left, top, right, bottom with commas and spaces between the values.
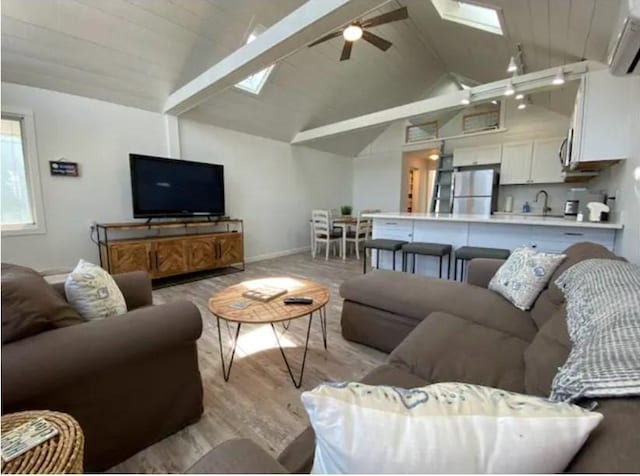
242, 285, 287, 302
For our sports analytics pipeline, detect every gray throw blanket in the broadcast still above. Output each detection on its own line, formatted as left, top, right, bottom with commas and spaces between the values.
550, 258, 640, 402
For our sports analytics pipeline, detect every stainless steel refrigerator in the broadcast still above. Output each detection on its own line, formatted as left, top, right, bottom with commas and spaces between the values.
452, 169, 498, 215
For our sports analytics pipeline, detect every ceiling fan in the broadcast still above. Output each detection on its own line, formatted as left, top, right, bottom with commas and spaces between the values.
307, 6, 409, 61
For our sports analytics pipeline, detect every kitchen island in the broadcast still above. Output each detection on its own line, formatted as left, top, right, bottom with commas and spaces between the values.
363, 212, 622, 278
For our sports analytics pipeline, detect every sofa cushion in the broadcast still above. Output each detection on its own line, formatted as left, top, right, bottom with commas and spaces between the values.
389, 312, 529, 393
529, 242, 620, 329
1, 263, 83, 344
524, 307, 571, 397
566, 397, 640, 473
341, 271, 536, 341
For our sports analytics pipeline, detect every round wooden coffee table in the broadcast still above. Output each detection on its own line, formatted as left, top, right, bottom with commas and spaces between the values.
208, 277, 329, 388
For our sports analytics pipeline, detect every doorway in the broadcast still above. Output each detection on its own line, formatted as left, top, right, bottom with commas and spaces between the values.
401, 148, 440, 213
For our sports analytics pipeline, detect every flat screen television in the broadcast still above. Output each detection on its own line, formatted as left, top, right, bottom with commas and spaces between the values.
130, 154, 225, 218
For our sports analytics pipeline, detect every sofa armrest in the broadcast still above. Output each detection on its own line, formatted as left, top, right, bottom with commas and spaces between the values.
187, 439, 288, 474
1, 301, 202, 407
467, 258, 505, 288
112, 271, 153, 309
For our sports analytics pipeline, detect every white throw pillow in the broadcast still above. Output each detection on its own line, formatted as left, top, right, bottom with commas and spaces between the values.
488, 246, 565, 310
64, 259, 127, 320
302, 382, 601, 474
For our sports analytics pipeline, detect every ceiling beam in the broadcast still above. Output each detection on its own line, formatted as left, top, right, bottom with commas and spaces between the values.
292, 61, 595, 145
163, 0, 389, 115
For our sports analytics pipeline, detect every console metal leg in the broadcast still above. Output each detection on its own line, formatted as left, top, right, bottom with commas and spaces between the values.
216, 317, 242, 382
271, 311, 314, 388
319, 306, 327, 350
447, 253, 451, 279
392, 251, 396, 271
439, 256, 443, 278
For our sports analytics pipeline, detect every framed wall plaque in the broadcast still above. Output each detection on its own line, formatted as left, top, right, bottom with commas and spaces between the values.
49, 161, 79, 177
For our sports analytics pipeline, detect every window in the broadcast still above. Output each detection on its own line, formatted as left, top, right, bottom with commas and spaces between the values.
430, 0, 504, 36
234, 27, 275, 95
1, 110, 46, 235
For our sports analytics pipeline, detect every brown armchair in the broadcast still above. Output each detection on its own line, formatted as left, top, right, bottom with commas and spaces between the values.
1, 271, 204, 471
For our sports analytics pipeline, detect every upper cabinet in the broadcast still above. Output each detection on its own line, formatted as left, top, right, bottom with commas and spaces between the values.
453, 144, 502, 167
500, 138, 564, 185
569, 70, 635, 168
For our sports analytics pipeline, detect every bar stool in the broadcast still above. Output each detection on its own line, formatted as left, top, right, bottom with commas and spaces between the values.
363, 239, 407, 274
454, 246, 510, 281
401, 242, 452, 279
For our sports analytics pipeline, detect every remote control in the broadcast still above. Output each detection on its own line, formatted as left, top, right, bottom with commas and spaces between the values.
283, 296, 313, 305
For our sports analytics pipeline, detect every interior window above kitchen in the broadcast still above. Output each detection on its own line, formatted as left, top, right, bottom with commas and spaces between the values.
430, 0, 504, 36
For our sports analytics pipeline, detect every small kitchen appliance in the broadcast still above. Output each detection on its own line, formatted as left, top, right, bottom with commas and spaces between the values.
564, 200, 579, 217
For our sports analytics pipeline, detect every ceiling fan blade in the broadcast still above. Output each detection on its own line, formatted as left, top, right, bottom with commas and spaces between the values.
308, 30, 343, 48
340, 41, 353, 61
361, 30, 392, 51
361, 6, 408, 28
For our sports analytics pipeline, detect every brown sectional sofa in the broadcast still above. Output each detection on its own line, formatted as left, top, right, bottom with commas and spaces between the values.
189, 242, 640, 473
1, 268, 204, 471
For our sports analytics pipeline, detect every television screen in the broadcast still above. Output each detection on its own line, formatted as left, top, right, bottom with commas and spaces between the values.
130, 154, 225, 218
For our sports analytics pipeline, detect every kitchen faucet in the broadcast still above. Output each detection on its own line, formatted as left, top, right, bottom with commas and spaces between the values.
535, 190, 552, 216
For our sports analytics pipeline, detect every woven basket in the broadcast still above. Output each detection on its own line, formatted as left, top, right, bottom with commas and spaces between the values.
1, 411, 84, 474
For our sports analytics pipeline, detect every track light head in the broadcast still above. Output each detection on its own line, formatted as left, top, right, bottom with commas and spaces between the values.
552, 69, 565, 85
507, 56, 517, 73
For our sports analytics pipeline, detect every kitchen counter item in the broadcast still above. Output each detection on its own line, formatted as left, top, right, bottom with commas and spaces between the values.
564, 199, 579, 217
587, 202, 609, 222
504, 196, 513, 213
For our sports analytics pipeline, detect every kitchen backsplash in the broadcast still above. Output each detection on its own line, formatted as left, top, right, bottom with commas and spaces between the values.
498, 183, 574, 215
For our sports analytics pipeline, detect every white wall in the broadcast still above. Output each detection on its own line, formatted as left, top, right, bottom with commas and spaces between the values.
352, 121, 404, 212
1, 82, 352, 271
178, 119, 352, 261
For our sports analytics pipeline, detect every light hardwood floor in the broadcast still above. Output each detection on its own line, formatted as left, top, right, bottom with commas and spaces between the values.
109, 252, 386, 473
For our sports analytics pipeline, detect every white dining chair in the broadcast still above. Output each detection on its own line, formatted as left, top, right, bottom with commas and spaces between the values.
344, 212, 371, 260
311, 210, 341, 260
359, 209, 380, 240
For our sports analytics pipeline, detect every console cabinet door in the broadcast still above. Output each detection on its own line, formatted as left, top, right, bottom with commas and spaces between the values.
188, 237, 217, 271
217, 233, 243, 266
107, 242, 152, 274
152, 239, 188, 277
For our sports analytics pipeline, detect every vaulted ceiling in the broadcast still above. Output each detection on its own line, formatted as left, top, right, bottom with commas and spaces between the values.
1, 0, 622, 156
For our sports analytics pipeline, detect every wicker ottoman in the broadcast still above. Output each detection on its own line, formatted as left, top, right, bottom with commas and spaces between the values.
1, 411, 84, 474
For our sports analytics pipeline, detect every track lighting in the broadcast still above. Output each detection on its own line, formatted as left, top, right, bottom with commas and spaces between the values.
515, 93, 524, 100
517, 102, 527, 110
504, 80, 515, 96
552, 69, 565, 85
460, 90, 471, 105
507, 56, 517, 73
429, 153, 440, 161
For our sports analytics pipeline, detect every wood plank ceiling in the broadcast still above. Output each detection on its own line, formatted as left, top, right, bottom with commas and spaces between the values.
1, 0, 622, 156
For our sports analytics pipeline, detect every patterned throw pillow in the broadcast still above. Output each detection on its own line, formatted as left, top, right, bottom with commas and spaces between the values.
489, 247, 566, 311
303, 381, 602, 473
64, 260, 127, 320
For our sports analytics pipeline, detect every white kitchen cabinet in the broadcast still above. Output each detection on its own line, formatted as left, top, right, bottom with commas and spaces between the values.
500, 141, 534, 184
569, 70, 634, 167
500, 138, 564, 185
453, 145, 502, 167
530, 137, 564, 183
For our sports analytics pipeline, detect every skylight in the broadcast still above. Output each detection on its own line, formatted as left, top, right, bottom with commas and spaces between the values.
234, 27, 275, 95
430, 0, 504, 36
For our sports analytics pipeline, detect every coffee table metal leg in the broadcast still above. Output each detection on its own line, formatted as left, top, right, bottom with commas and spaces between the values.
270, 312, 314, 389
217, 316, 242, 382
319, 306, 327, 350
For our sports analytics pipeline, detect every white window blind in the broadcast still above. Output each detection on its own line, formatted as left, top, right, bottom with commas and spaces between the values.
1, 117, 34, 227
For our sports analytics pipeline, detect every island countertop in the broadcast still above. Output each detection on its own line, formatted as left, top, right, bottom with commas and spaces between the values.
362, 212, 623, 230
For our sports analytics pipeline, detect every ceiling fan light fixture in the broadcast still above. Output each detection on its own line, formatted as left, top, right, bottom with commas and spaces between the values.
507, 56, 517, 73
343, 24, 363, 42
552, 69, 565, 85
